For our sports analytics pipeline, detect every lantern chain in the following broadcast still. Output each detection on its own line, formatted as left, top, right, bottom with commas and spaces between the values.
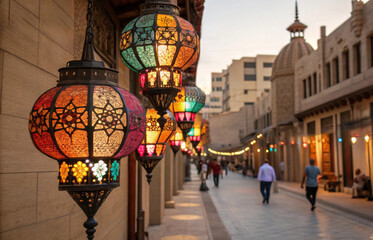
81, 0, 95, 61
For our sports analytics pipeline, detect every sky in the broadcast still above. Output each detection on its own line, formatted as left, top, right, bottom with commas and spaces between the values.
196, 0, 367, 94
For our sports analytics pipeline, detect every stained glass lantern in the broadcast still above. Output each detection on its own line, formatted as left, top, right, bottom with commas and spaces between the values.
181, 141, 188, 156
196, 145, 203, 156
188, 113, 203, 150
120, 0, 200, 128
136, 108, 176, 183
169, 127, 183, 155
170, 83, 206, 139
28, 2, 146, 239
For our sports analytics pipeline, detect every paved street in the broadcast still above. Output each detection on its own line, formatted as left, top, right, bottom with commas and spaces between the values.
207, 171, 373, 240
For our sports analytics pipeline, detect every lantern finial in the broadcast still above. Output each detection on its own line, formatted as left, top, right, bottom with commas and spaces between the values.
81, 0, 94, 61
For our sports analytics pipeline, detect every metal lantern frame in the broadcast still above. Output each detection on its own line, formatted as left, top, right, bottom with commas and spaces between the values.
170, 82, 206, 139
135, 108, 176, 183
28, 1, 146, 239
120, 0, 200, 127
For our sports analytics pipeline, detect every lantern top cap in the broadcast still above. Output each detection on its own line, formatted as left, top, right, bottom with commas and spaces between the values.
141, 0, 180, 15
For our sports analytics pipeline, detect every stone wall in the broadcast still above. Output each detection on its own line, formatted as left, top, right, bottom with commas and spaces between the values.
0, 1, 132, 239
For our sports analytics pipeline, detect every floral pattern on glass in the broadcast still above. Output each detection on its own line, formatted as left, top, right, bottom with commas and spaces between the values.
110, 160, 120, 181
72, 161, 89, 184
59, 161, 69, 183
92, 160, 108, 182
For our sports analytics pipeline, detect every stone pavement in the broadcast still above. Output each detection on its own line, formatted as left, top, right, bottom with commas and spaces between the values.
278, 180, 373, 222
147, 167, 220, 240
207, 172, 373, 240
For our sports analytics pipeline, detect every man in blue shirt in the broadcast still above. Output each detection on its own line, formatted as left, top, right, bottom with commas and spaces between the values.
301, 159, 321, 211
258, 159, 276, 204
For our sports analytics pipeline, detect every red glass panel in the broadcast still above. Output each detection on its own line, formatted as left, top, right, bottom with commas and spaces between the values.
34, 87, 61, 110
32, 132, 65, 159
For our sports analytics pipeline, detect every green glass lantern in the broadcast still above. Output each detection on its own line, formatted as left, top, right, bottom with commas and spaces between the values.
120, 0, 200, 127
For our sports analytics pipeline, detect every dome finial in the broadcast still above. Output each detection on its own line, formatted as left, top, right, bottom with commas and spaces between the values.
295, 0, 299, 21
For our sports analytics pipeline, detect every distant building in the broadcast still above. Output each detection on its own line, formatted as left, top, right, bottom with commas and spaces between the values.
222, 55, 276, 112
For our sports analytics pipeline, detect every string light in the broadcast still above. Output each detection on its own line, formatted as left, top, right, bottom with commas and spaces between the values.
208, 147, 250, 156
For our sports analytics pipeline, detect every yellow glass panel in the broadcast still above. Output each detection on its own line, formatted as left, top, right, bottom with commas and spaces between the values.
146, 130, 160, 144
72, 161, 89, 184
158, 130, 172, 143
93, 131, 124, 157
59, 161, 69, 183
157, 14, 177, 27
174, 47, 194, 68
156, 144, 164, 156
93, 86, 123, 108
173, 72, 180, 87
156, 27, 178, 45
160, 70, 171, 86
148, 71, 157, 87
158, 45, 176, 66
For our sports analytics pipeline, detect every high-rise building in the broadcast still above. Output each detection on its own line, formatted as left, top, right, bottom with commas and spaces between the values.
222, 55, 276, 112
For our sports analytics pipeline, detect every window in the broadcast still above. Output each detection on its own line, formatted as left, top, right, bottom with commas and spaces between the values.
263, 62, 273, 68
353, 42, 361, 75
308, 76, 312, 97
212, 87, 215, 91
212, 77, 215, 82
333, 57, 339, 84
211, 97, 220, 102
216, 87, 222, 91
263, 76, 271, 81
216, 77, 222, 82
313, 72, 317, 95
244, 62, 256, 68
342, 49, 350, 80
303, 79, 307, 99
244, 90, 248, 94
245, 102, 254, 106
264, 89, 270, 93
244, 74, 256, 81
326, 62, 331, 88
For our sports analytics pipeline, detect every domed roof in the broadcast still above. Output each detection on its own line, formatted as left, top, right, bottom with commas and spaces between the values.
272, 1, 314, 79
272, 38, 313, 79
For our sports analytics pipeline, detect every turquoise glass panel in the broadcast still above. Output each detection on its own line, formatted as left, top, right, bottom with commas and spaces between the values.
193, 102, 204, 112
122, 48, 143, 71
123, 17, 138, 33
185, 101, 196, 111
137, 45, 156, 68
135, 27, 154, 45
188, 128, 194, 136
136, 14, 155, 27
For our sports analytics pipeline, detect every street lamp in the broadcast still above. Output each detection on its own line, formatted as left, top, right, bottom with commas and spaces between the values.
120, 0, 200, 128
136, 108, 176, 183
28, 1, 146, 238
169, 127, 183, 155
170, 84, 206, 139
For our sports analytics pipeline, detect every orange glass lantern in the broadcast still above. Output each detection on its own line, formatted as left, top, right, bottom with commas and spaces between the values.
169, 127, 183, 155
120, 0, 200, 127
136, 108, 176, 183
28, 1, 146, 238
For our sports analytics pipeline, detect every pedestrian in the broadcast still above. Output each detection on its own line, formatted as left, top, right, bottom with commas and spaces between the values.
301, 158, 321, 211
352, 169, 367, 198
258, 159, 276, 204
211, 159, 222, 187
279, 161, 284, 180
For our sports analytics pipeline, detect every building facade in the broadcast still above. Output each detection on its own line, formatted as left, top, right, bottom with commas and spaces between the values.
294, 0, 373, 191
222, 55, 276, 112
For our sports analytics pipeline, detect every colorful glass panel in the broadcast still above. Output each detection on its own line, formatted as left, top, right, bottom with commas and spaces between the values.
92, 86, 126, 157
111, 160, 120, 181
92, 160, 108, 181
157, 45, 176, 66
120, 31, 132, 51
156, 27, 178, 45
136, 14, 155, 27
53, 85, 89, 158
157, 14, 177, 27
122, 48, 143, 71
72, 161, 88, 184
173, 72, 181, 87
180, 30, 197, 48
174, 46, 194, 69
137, 45, 156, 68
59, 161, 69, 183
183, 41, 199, 70
160, 70, 171, 86
134, 27, 154, 45
175, 16, 195, 31
123, 17, 138, 32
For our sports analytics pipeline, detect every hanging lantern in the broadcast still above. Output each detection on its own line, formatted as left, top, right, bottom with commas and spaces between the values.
196, 145, 203, 156
170, 83, 206, 139
181, 141, 188, 156
136, 108, 176, 183
28, 1, 145, 239
169, 127, 183, 155
188, 113, 203, 150
120, 0, 200, 128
